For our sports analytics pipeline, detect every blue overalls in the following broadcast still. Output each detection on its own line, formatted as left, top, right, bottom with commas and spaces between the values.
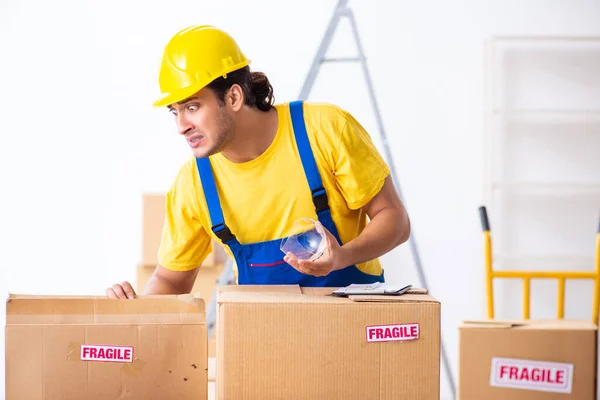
195, 100, 385, 287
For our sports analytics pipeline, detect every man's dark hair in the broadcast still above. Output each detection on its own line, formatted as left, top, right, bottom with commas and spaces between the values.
206, 66, 274, 112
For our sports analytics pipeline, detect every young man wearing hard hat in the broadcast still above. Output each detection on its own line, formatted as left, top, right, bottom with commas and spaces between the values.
106, 25, 410, 299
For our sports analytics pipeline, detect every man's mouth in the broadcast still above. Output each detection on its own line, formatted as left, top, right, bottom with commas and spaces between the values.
187, 134, 204, 148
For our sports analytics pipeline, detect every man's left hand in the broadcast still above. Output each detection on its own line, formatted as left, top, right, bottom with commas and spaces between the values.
283, 222, 348, 277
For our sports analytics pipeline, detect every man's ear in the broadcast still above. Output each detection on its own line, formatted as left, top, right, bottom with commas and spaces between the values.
226, 84, 244, 111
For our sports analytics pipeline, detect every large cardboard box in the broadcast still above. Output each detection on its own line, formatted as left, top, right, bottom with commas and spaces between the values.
142, 193, 226, 266
458, 319, 598, 399
216, 285, 441, 400
5, 294, 208, 400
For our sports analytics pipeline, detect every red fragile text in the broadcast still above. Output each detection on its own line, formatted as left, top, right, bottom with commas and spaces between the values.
490, 357, 573, 394
499, 365, 564, 384
366, 323, 420, 343
80, 345, 134, 363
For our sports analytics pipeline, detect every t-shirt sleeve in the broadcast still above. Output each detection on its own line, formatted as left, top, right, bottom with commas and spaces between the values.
157, 167, 213, 272
334, 111, 391, 210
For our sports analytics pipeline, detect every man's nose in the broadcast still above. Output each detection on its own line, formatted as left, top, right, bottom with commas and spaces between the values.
177, 114, 194, 136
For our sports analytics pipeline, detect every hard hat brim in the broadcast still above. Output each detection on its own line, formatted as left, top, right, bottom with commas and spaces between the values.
152, 59, 251, 108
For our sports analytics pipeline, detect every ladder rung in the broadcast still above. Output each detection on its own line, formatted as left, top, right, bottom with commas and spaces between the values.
322, 57, 363, 63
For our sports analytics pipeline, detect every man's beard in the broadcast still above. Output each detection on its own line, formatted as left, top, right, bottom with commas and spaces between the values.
197, 108, 235, 158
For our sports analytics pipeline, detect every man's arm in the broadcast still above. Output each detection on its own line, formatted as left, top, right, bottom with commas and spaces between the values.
283, 107, 411, 276
335, 175, 410, 269
141, 264, 200, 295
283, 175, 410, 276
105, 264, 200, 299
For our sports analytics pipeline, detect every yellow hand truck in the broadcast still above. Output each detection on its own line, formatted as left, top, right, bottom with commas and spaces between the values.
479, 205, 600, 324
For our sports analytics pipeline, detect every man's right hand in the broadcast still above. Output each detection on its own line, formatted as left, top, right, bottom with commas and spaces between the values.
106, 281, 136, 299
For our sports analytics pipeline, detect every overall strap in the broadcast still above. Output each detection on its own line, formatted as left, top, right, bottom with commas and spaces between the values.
289, 101, 331, 220
195, 157, 238, 246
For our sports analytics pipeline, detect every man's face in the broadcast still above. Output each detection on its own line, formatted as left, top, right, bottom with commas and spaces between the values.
167, 88, 235, 158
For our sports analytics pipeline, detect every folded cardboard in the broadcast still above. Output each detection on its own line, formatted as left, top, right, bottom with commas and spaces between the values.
142, 193, 226, 266
216, 284, 441, 400
458, 319, 597, 399
5, 294, 208, 400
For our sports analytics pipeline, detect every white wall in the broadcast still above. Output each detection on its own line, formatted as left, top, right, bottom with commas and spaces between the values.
1, 0, 599, 398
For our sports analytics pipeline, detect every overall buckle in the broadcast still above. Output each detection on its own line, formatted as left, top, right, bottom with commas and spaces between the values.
212, 222, 236, 243
311, 188, 329, 213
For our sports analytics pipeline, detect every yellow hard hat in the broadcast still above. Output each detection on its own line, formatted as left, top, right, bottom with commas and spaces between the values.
153, 25, 251, 107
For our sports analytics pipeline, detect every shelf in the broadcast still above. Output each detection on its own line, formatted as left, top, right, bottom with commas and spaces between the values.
484, 36, 600, 276
492, 109, 600, 117
491, 36, 600, 42
488, 37, 600, 111
491, 182, 600, 195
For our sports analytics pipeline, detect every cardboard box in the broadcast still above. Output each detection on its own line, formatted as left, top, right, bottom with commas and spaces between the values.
216, 285, 441, 399
136, 262, 224, 358
208, 336, 216, 360
142, 193, 226, 266
6, 294, 208, 400
142, 194, 165, 265
458, 319, 598, 399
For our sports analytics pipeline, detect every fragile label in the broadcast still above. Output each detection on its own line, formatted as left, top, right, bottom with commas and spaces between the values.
80, 344, 134, 363
490, 357, 573, 394
366, 323, 420, 342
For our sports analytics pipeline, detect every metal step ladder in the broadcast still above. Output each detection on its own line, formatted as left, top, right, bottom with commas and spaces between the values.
296, 1, 456, 397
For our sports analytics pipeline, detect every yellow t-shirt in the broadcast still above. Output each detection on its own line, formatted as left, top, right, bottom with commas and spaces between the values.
158, 101, 391, 279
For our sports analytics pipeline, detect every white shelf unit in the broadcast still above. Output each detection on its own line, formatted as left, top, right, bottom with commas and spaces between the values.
483, 36, 600, 319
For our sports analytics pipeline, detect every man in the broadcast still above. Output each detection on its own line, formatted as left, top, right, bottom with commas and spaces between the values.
106, 25, 410, 299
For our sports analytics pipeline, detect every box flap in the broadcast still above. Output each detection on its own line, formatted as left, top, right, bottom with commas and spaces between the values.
217, 291, 348, 304
300, 287, 338, 296
459, 319, 598, 330
218, 284, 302, 294
6, 293, 206, 325
217, 286, 440, 305
348, 293, 439, 303
459, 320, 524, 329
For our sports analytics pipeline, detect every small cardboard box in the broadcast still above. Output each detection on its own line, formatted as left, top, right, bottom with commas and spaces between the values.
216, 285, 441, 399
5, 294, 208, 400
142, 193, 165, 265
458, 319, 598, 399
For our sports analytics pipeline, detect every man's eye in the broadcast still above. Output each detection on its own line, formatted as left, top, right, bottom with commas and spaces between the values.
187, 104, 199, 112
168, 108, 177, 116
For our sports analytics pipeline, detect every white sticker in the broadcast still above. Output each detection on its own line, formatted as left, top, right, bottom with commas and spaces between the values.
490, 357, 573, 394
80, 344, 134, 363
366, 323, 420, 342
